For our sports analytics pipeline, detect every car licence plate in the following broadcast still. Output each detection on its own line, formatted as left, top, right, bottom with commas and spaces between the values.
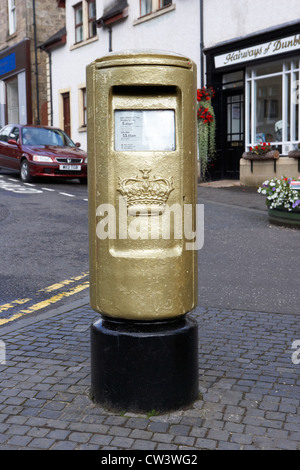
59, 165, 81, 171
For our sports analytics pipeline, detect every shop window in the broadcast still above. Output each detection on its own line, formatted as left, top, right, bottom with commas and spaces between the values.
254, 62, 282, 77
246, 59, 300, 154
256, 75, 282, 142
222, 71, 244, 90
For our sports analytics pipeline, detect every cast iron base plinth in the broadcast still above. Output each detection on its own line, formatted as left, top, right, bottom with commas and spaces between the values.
90, 314, 198, 413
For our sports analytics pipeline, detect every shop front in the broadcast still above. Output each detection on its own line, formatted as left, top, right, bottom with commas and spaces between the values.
0, 40, 32, 128
204, 21, 300, 183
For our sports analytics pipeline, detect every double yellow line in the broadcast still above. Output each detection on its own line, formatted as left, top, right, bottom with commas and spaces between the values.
0, 272, 89, 326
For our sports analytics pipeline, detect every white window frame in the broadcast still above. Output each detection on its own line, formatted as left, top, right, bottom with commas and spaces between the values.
8, 0, 16, 36
137, 0, 174, 23
245, 59, 300, 155
73, 0, 97, 47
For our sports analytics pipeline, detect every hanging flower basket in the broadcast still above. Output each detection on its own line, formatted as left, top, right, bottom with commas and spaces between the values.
197, 86, 216, 179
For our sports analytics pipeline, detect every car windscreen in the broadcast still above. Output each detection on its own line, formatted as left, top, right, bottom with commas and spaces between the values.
21, 128, 76, 147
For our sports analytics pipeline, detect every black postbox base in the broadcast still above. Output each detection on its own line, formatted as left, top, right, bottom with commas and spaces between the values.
90, 314, 198, 413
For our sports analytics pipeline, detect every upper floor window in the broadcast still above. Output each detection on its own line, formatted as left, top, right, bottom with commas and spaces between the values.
161, 0, 172, 7
74, 0, 97, 45
74, 3, 84, 43
8, 0, 16, 36
140, 0, 172, 17
88, 0, 97, 39
141, 0, 152, 16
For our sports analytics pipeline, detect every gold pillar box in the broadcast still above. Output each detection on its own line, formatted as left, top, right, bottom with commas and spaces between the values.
87, 51, 198, 320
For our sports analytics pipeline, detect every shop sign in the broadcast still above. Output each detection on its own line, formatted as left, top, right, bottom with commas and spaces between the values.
215, 33, 300, 68
0, 52, 16, 77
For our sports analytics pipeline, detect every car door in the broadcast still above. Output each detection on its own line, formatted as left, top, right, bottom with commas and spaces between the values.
0, 125, 13, 169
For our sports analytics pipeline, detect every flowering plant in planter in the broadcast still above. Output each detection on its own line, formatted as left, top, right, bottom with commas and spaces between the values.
197, 86, 216, 178
243, 141, 279, 161
250, 142, 272, 155
257, 176, 300, 211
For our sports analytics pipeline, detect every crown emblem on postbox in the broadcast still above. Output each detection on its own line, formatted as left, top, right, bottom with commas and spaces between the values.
117, 169, 174, 215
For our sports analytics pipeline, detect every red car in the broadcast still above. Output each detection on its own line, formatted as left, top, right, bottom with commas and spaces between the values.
0, 124, 87, 183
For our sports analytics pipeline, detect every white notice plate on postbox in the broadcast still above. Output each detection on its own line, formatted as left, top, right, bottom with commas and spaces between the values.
115, 110, 175, 152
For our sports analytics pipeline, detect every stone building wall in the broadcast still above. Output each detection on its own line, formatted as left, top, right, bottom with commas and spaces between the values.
0, 0, 65, 125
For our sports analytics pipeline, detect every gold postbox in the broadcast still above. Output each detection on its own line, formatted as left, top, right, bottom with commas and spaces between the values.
87, 51, 198, 321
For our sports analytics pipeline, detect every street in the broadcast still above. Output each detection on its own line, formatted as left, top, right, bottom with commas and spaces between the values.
0, 175, 299, 450
1, 170, 300, 327
0, 169, 89, 325
197, 184, 300, 316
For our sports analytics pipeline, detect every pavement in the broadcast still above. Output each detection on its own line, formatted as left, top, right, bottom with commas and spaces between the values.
0, 181, 299, 451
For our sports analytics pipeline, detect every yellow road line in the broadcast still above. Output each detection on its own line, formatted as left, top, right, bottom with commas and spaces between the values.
0, 281, 89, 326
38, 272, 89, 293
0, 272, 89, 314
0, 298, 31, 313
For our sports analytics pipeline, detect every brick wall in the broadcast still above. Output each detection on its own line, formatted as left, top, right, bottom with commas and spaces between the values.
0, 0, 65, 125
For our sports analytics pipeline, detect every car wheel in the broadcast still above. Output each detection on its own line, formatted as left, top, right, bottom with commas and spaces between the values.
79, 178, 87, 184
20, 159, 32, 183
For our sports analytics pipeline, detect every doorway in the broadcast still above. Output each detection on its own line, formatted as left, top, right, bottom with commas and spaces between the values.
62, 92, 71, 137
6, 77, 19, 123
223, 90, 244, 178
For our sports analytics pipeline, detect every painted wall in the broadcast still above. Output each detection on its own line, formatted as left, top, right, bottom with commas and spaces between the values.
203, 0, 300, 48
50, 0, 300, 149
50, 0, 200, 149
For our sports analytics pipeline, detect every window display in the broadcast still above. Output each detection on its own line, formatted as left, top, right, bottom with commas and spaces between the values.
246, 59, 300, 154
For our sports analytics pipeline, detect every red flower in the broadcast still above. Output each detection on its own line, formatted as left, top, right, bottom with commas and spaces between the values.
197, 86, 215, 102
197, 104, 214, 124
